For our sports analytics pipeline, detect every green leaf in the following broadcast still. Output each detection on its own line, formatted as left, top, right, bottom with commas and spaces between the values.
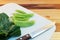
0, 33, 8, 40
0, 13, 21, 40
8, 25, 21, 37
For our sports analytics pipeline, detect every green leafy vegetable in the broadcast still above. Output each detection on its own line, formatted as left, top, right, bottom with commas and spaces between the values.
13, 20, 35, 27
12, 10, 35, 27
16, 10, 26, 14
12, 13, 33, 21
0, 13, 21, 40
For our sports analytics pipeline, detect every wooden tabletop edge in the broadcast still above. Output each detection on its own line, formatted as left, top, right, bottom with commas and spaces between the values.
0, 4, 60, 9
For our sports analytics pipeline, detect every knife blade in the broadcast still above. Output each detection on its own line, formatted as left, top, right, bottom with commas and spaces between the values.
17, 22, 55, 40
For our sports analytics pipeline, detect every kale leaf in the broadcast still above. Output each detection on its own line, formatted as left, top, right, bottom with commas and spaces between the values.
0, 13, 21, 40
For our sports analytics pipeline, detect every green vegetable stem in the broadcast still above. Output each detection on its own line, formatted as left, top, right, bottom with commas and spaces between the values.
12, 10, 35, 27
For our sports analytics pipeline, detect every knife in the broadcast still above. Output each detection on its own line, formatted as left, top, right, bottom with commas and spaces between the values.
17, 22, 55, 40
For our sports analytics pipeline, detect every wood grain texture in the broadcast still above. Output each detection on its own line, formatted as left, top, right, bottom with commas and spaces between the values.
1, 4, 60, 9
1, 0, 60, 9
31, 9, 60, 20
0, 0, 60, 4
51, 32, 60, 40
20, 4, 60, 9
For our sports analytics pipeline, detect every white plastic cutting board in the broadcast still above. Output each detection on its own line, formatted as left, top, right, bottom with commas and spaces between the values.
0, 3, 56, 40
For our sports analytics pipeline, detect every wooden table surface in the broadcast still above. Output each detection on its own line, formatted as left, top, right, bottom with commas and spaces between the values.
51, 32, 60, 40
0, 0, 60, 4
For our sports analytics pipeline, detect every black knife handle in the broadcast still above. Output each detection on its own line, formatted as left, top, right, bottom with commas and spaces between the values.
17, 34, 31, 40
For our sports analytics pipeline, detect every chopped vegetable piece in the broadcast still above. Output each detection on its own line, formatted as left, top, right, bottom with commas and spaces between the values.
12, 10, 35, 27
